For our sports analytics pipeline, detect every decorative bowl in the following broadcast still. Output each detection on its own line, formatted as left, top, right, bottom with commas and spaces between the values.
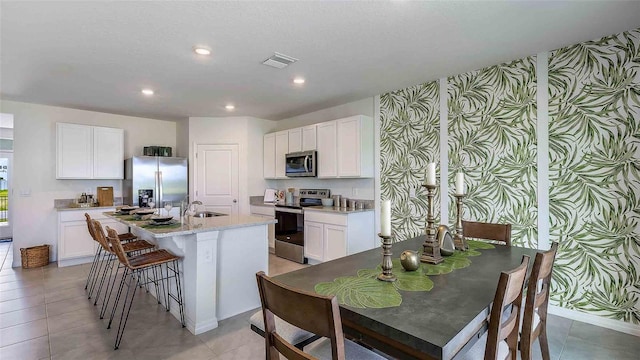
400, 250, 420, 271
321, 198, 334, 207
134, 209, 155, 216
150, 216, 173, 223
119, 206, 138, 214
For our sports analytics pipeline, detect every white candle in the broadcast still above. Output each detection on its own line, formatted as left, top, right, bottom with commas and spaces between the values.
381, 200, 391, 237
455, 173, 465, 195
426, 163, 436, 186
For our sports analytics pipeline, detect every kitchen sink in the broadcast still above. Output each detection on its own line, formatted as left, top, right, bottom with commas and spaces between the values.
194, 211, 227, 218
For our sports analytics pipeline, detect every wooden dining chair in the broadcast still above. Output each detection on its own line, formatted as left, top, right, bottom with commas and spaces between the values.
521, 242, 558, 360
462, 220, 512, 246
458, 255, 530, 360
255, 271, 386, 360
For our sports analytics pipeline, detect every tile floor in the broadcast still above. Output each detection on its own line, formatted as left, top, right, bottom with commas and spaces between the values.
0, 241, 638, 360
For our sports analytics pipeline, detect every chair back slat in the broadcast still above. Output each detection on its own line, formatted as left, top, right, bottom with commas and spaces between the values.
105, 226, 131, 267
462, 220, 511, 246
85, 213, 97, 241
521, 242, 559, 360
91, 219, 113, 253
256, 271, 346, 360
485, 255, 529, 360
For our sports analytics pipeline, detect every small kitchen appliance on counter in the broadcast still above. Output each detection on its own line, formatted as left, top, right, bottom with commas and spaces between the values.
263, 188, 277, 203
274, 189, 330, 264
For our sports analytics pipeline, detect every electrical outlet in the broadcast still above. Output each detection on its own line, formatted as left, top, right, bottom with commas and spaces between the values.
204, 249, 212, 263
409, 188, 416, 198
352, 187, 359, 196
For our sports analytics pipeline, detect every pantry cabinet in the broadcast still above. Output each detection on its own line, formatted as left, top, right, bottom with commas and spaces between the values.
56, 123, 124, 179
303, 209, 375, 264
57, 208, 129, 267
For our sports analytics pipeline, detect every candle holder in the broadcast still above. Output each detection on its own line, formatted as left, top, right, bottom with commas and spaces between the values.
421, 184, 444, 264
377, 233, 397, 282
454, 193, 468, 250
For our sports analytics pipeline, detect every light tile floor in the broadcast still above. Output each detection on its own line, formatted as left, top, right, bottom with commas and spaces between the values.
0, 241, 638, 359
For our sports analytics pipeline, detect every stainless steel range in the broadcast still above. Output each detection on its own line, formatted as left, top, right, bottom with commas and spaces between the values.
274, 189, 330, 264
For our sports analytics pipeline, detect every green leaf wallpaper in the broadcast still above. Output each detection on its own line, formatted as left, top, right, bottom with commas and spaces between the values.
548, 28, 640, 324
447, 58, 538, 249
380, 81, 440, 241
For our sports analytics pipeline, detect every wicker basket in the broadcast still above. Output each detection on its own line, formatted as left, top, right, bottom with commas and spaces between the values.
20, 245, 50, 269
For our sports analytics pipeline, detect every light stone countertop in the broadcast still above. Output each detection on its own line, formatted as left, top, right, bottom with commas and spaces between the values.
57, 205, 117, 211
104, 212, 276, 238
303, 206, 374, 214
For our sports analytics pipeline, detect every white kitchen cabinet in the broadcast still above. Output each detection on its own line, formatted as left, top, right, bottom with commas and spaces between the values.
250, 205, 276, 252
57, 208, 128, 267
274, 131, 289, 179
302, 125, 317, 151
263, 133, 276, 179
56, 123, 124, 179
93, 126, 124, 179
317, 115, 373, 178
304, 221, 324, 261
288, 128, 302, 153
303, 210, 375, 263
316, 121, 338, 177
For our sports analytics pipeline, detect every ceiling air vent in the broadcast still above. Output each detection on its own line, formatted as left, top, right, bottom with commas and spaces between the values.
262, 52, 298, 69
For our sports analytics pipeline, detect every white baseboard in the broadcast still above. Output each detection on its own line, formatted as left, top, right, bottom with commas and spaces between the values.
548, 305, 640, 337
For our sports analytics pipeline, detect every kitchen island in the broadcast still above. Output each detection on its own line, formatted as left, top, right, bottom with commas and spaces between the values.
104, 212, 276, 335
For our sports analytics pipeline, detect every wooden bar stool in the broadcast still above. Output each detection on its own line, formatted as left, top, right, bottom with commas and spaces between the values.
457, 255, 530, 360
105, 226, 185, 350
463, 220, 512, 246
521, 242, 558, 360
256, 271, 386, 360
84, 213, 139, 296
90, 219, 156, 318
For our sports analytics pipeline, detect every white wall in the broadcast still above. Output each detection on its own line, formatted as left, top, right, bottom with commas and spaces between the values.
187, 116, 275, 215
266, 97, 377, 200
0, 100, 177, 264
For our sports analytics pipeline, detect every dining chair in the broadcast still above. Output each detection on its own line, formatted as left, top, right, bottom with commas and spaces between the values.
255, 271, 386, 360
248, 310, 321, 350
91, 219, 155, 318
462, 220, 512, 246
105, 226, 185, 350
458, 255, 530, 360
520, 242, 558, 360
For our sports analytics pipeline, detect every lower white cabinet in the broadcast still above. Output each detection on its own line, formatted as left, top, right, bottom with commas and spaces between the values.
304, 210, 374, 263
57, 208, 128, 267
250, 205, 276, 252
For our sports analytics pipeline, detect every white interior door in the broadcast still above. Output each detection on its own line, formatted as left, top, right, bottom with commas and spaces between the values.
195, 144, 239, 215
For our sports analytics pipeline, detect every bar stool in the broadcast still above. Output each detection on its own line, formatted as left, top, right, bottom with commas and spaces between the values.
91, 219, 156, 318
84, 213, 138, 296
105, 226, 185, 350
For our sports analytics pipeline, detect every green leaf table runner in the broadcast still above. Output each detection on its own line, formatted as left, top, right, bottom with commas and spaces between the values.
314, 240, 494, 309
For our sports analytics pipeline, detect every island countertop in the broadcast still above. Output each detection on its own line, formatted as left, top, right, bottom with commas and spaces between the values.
103, 212, 276, 238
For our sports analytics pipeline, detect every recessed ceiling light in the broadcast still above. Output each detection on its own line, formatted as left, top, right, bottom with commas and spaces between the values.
194, 46, 211, 56
293, 77, 305, 84
141, 89, 154, 96
225, 104, 235, 110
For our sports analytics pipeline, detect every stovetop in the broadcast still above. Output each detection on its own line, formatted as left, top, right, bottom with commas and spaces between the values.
274, 189, 330, 209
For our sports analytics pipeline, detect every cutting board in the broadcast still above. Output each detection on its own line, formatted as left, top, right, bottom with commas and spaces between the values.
96, 187, 114, 206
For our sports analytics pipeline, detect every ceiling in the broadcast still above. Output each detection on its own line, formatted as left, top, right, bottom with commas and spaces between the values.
1, 1, 639, 122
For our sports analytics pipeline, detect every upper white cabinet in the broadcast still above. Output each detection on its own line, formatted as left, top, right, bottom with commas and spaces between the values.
263, 133, 276, 178
288, 128, 302, 153
302, 125, 317, 151
56, 123, 124, 179
318, 115, 373, 178
274, 131, 289, 179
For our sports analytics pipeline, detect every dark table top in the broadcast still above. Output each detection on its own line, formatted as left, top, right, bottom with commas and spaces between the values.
274, 235, 539, 359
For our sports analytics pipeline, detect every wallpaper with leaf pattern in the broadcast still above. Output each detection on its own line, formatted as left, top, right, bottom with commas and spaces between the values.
380, 81, 440, 241
548, 28, 640, 324
448, 58, 538, 249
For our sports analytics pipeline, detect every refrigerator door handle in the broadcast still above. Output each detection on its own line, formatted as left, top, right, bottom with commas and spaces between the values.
158, 171, 163, 205
154, 171, 160, 206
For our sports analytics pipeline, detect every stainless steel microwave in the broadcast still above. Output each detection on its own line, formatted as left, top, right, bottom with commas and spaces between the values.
285, 150, 317, 177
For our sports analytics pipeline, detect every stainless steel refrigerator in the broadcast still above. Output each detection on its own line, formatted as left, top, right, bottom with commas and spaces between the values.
123, 156, 188, 207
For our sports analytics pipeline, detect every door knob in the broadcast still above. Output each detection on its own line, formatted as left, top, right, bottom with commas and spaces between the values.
233, 199, 237, 203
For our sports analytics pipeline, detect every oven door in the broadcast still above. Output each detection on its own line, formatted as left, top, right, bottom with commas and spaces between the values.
274, 208, 304, 246
285, 151, 316, 177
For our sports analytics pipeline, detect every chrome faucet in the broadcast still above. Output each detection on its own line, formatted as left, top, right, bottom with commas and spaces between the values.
183, 200, 203, 216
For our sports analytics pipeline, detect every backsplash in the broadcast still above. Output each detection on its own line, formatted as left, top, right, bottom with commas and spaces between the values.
54, 197, 123, 209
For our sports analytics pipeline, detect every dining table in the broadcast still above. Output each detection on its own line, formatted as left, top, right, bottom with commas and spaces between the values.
273, 235, 539, 360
